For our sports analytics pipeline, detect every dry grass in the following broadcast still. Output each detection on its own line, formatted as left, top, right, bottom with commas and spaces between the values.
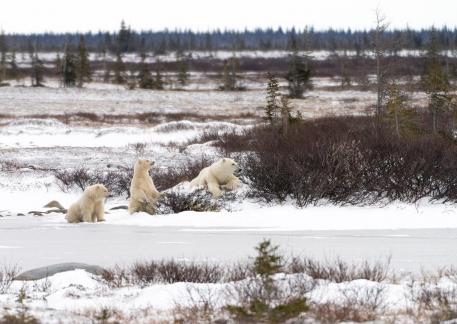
287, 256, 391, 283
100, 260, 228, 288
0, 264, 20, 294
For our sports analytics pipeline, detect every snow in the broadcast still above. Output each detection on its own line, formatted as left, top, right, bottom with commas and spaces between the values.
9, 49, 454, 65
0, 119, 246, 149
0, 267, 456, 322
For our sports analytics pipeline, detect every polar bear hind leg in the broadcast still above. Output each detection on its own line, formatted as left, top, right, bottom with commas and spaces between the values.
66, 204, 81, 223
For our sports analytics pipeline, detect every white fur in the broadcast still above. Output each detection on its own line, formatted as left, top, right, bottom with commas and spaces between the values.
129, 159, 161, 215
66, 184, 109, 223
190, 158, 241, 197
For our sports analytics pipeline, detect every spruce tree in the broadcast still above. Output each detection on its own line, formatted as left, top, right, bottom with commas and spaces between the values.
220, 53, 241, 91
31, 52, 44, 87
253, 239, 283, 304
385, 82, 415, 138
0, 31, 7, 82
137, 38, 154, 89
118, 20, 131, 53
114, 50, 126, 84
101, 45, 111, 83
286, 40, 311, 99
176, 52, 189, 88
153, 58, 164, 90
422, 27, 450, 133
265, 72, 280, 122
9, 50, 19, 81
62, 45, 78, 87
77, 35, 91, 87
55, 52, 63, 85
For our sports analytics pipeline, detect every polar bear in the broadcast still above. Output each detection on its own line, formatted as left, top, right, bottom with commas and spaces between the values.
190, 158, 241, 197
129, 159, 161, 215
66, 184, 109, 223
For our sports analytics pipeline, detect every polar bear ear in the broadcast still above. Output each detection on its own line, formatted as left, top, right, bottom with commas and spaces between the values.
222, 158, 226, 163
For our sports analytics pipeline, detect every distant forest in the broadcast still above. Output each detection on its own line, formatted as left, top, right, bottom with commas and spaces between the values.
3, 23, 457, 53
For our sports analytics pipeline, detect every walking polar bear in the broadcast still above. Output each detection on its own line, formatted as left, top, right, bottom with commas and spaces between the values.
129, 159, 161, 215
66, 184, 109, 223
190, 158, 241, 197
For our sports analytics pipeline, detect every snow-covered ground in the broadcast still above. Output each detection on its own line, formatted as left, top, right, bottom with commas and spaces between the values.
0, 80, 456, 322
8, 49, 446, 66
1, 261, 457, 322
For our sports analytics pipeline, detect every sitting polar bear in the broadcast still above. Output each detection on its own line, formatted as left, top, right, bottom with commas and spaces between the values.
129, 159, 161, 215
190, 158, 241, 197
66, 184, 109, 223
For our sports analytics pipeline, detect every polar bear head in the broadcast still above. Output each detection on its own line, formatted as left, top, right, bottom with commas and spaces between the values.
134, 159, 155, 173
86, 184, 109, 200
211, 158, 240, 180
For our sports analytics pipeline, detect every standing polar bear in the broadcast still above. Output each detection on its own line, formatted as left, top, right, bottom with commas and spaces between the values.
66, 184, 109, 223
190, 158, 241, 197
129, 159, 161, 215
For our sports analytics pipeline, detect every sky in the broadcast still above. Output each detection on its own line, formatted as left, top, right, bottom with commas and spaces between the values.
0, 0, 456, 33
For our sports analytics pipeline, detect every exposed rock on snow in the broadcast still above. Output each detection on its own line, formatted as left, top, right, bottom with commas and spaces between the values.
15, 263, 105, 280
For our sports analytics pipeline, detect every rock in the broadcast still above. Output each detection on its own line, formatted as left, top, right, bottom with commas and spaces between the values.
28, 211, 44, 216
15, 263, 105, 281
44, 200, 65, 210
110, 205, 128, 210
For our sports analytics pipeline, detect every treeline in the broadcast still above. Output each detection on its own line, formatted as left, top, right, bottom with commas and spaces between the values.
3, 23, 457, 53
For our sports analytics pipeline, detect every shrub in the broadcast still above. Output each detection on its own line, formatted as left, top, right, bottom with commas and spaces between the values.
54, 166, 133, 197
156, 189, 220, 214
0, 264, 20, 294
228, 116, 457, 206
287, 256, 391, 283
100, 260, 226, 288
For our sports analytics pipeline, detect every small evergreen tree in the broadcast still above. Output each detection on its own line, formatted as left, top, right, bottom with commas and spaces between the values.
385, 82, 415, 138
0, 31, 7, 82
286, 41, 311, 98
77, 35, 91, 87
117, 20, 131, 53
62, 45, 78, 87
31, 52, 44, 87
176, 52, 189, 88
227, 240, 308, 322
220, 53, 242, 91
101, 45, 111, 83
254, 240, 283, 284
265, 72, 280, 122
422, 27, 450, 134
153, 58, 164, 90
339, 53, 351, 88
113, 51, 126, 84
55, 52, 63, 85
137, 38, 154, 89
9, 50, 19, 81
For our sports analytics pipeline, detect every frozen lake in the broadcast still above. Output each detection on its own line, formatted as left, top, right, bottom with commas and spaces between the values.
1, 214, 456, 273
